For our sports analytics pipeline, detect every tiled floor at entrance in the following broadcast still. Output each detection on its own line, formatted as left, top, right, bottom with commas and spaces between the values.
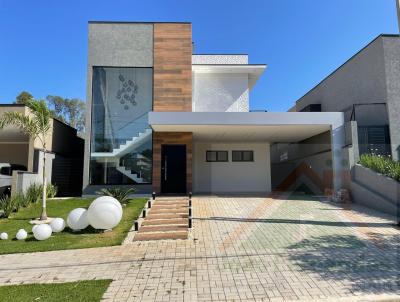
133, 197, 189, 241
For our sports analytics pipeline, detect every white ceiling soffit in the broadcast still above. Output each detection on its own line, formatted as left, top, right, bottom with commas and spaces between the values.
192, 64, 266, 89
151, 124, 330, 143
148, 112, 345, 143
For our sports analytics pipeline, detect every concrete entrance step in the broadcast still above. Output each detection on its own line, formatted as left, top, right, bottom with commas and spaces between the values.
149, 207, 188, 214
155, 201, 188, 207
152, 204, 188, 209
147, 213, 188, 219
138, 225, 188, 233
141, 218, 188, 226
134, 231, 188, 241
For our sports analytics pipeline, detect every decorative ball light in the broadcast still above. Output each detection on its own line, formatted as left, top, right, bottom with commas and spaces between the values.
0, 232, 8, 240
33, 224, 52, 241
92, 196, 122, 217
67, 208, 89, 231
50, 218, 66, 233
87, 196, 123, 230
16, 229, 28, 240
32, 225, 39, 233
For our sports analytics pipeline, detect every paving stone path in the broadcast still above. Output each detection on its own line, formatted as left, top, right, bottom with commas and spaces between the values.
0, 195, 399, 302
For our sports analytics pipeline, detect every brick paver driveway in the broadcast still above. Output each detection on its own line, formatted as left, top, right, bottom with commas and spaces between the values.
0, 195, 399, 301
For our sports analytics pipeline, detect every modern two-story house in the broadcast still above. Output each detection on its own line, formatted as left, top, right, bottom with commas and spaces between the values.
83, 22, 348, 196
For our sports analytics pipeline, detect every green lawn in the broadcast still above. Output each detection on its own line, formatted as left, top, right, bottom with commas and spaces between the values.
0, 280, 112, 302
0, 197, 147, 254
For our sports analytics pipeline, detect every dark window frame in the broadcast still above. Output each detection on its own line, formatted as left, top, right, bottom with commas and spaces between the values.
206, 151, 228, 162
232, 150, 254, 162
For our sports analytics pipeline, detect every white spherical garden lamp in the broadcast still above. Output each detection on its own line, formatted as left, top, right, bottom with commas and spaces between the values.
67, 208, 89, 231
16, 229, 28, 240
91, 196, 122, 217
32, 225, 39, 233
88, 197, 123, 230
33, 224, 52, 241
50, 218, 66, 233
0, 232, 8, 240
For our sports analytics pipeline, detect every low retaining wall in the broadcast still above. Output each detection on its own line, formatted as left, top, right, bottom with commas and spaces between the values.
351, 164, 399, 215
11, 151, 54, 196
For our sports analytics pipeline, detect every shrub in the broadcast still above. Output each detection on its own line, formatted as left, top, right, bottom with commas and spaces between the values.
97, 187, 136, 204
25, 183, 42, 204
24, 183, 58, 204
359, 154, 400, 182
13, 194, 26, 211
0, 195, 20, 218
46, 184, 58, 198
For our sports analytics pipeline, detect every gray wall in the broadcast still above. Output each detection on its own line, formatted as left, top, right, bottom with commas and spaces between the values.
83, 22, 154, 192
270, 131, 332, 193
383, 36, 400, 160
295, 35, 400, 160
351, 164, 399, 216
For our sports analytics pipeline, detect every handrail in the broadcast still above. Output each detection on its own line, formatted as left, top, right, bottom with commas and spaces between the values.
117, 111, 150, 131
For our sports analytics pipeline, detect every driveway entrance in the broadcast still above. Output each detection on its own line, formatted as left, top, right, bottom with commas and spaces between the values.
0, 194, 398, 301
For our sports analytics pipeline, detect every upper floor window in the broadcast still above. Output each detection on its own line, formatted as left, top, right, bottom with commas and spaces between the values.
232, 150, 254, 162
206, 151, 228, 162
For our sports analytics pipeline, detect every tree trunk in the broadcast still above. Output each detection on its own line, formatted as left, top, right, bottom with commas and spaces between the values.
40, 150, 47, 220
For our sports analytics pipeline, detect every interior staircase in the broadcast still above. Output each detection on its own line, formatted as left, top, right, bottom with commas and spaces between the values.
115, 166, 144, 183
91, 127, 152, 184
91, 128, 152, 159
134, 197, 189, 241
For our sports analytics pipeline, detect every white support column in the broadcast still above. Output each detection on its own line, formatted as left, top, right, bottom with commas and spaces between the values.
330, 115, 346, 192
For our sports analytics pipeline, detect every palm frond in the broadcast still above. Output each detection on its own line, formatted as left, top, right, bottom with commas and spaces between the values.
27, 99, 52, 134
0, 111, 39, 137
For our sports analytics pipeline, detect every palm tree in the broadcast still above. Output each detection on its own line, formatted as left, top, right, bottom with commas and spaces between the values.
0, 99, 52, 220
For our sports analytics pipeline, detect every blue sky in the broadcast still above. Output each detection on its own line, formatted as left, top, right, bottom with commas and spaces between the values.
0, 0, 398, 111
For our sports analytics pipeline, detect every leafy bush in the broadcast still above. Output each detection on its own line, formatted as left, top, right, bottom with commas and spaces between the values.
25, 183, 58, 204
25, 183, 42, 204
97, 187, 136, 204
13, 194, 26, 211
359, 154, 400, 182
0, 195, 21, 218
0, 184, 58, 218
46, 184, 58, 198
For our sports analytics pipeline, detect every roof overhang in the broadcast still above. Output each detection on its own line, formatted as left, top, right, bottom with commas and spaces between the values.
192, 64, 266, 89
149, 112, 344, 143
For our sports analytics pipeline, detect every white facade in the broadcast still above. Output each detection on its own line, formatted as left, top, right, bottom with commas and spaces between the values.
192, 73, 249, 112
193, 142, 271, 194
191, 54, 263, 113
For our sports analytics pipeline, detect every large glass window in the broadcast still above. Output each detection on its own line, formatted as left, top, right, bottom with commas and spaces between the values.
90, 67, 153, 185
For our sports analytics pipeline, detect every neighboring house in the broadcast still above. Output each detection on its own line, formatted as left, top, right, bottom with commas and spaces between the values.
293, 34, 400, 160
83, 21, 348, 195
0, 104, 84, 196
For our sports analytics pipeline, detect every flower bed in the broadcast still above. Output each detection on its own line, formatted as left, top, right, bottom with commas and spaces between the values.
359, 154, 400, 182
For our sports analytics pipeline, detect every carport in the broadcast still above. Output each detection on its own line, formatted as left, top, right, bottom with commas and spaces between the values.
149, 112, 345, 195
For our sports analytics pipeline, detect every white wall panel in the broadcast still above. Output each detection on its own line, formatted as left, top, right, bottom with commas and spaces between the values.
193, 142, 271, 193
193, 73, 249, 112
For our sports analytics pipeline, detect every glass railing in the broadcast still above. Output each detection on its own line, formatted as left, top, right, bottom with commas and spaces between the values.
92, 112, 151, 153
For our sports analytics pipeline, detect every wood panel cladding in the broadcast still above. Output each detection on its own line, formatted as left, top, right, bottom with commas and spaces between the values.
153, 132, 192, 194
153, 23, 192, 112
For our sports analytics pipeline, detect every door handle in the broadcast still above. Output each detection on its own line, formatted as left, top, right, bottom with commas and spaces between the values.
164, 156, 167, 181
